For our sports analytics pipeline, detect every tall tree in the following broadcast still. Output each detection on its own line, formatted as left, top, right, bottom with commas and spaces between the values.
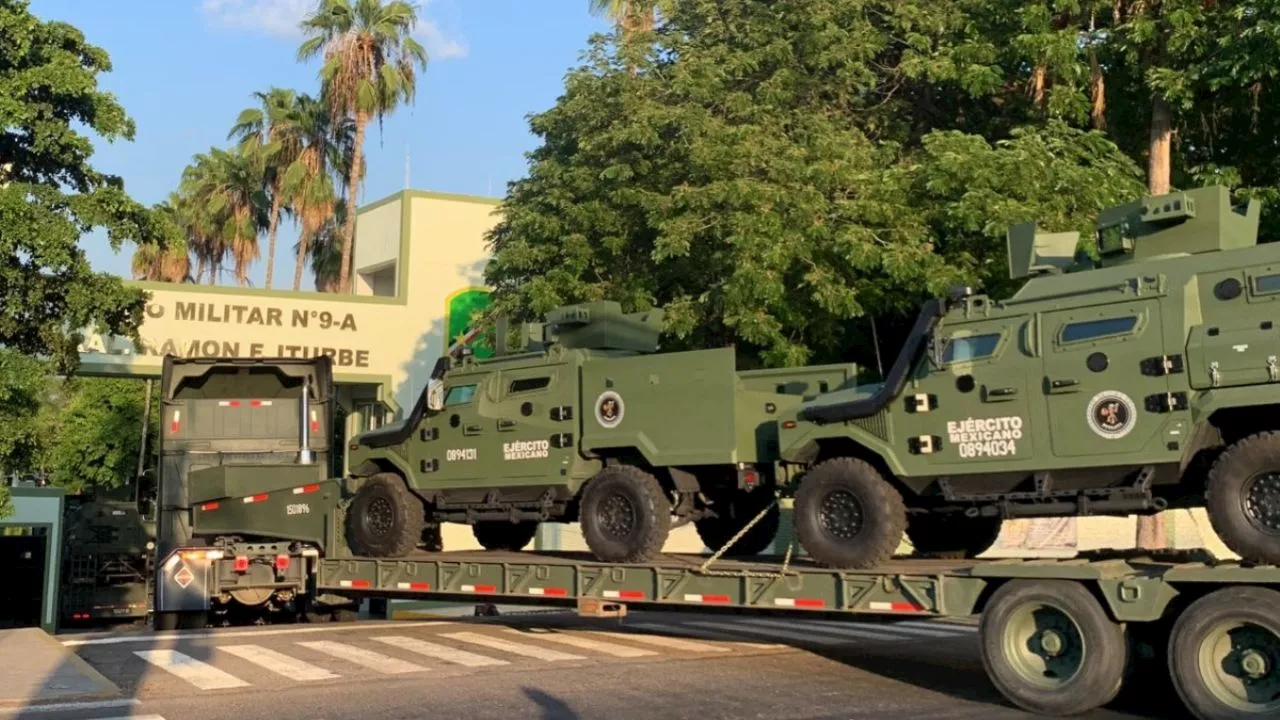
280, 93, 355, 290
296, 198, 348, 292
229, 87, 305, 289
131, 199, 192, 282
298, 0, 429, 294
0, 349, 52, 518
181, 147, 267, 286
588, 0, 676, 35
0, 0, 175, 372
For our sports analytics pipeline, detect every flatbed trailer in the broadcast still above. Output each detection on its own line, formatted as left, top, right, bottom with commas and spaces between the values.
156, 481, 1280, 719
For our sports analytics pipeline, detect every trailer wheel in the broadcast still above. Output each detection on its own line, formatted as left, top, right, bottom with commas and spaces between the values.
345, 472, 425, 558
979, 579, 1128, 716
1169, 586, 1280, 719
694, 490, 780, 556
1206, 432, 1280, 566
906, 512, 1003, 559
793, 457, 906, 568
473, 521, 539, 551
580, 465, 671, 563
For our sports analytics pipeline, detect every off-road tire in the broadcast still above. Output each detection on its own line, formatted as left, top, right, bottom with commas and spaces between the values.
345, 472, 425, 558
980, 579, 1129, 716
1168, 586, 1280, 720
473, 521, 539, 551
793, 457, 906, 569
580, 465, 671, 563
906, 512, 1004, 559
694, 491, 780, 556
1206, 432, 1280, 565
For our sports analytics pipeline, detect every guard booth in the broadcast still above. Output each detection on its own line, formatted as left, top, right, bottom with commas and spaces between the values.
0, 487, 65, 633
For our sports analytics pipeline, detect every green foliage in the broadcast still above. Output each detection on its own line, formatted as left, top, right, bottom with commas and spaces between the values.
0, 349, 54, 515
485, 0, 1143, 368
0, 0, 173, 371
45, 378, 156, 494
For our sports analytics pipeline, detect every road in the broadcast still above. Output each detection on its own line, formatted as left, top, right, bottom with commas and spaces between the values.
3, 611, 1188, 720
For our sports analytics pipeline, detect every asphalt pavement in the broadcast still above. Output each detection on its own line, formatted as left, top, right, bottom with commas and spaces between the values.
0, 611, 1190, 720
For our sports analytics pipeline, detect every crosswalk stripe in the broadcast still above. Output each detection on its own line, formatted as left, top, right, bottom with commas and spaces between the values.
504, 629, 658, 658
372, 636, 509, 667
628, 622, 783, 649
296, 640, 426, 674
439, 631, 586, 661
583, 629, 732, 653
685, 620, 843, 646
737, 618, 904, 642
218, 644, 339, 681
133, 650, 249, 690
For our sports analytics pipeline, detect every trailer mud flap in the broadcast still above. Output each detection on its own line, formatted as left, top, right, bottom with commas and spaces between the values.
156, 549, 220, 613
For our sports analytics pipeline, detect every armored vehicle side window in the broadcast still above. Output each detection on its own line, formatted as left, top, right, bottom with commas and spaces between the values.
445, 384, 477, 405
942, 333, 1001, 363
509, 377, 551, 393
1252, 272, 1280, 295
1060, 316, 1138, 343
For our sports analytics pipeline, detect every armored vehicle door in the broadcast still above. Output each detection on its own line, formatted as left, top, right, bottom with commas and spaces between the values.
1040, 300, 1175, 459
424, 376, 486, 486
487, 363, 577, 484
901, 315, 1036, 466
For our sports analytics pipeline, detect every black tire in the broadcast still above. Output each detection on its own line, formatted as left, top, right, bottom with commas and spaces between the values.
1168, 586, 1280, 719
979, 579, 1129, 716
473, 520, 539, 551
580, 465, 671, 563
906, 512, 1003, 559
695, 491, 780, 556
1206, 432, 1280, 565
793, 457, 906, 568
345, 472, 425, 558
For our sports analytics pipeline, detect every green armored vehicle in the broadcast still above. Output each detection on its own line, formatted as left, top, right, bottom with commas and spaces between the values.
780, 185, 1280, 568
60, 481, 157, 625
345, 302, 855, 563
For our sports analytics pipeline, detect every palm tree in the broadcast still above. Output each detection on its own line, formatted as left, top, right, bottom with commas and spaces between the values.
131, 200, 194, 283
295, 198, 348, 292
181, 147, 267, 287
229, 87, 305, 290
280, 93, 357, 290
298, 0, 429, 294
588, 0, 675, 36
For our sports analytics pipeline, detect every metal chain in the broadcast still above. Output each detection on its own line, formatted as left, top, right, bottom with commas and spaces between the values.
695, 492, 799, 578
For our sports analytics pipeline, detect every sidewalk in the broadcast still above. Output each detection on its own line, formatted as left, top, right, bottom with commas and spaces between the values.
0, 628, 119, 709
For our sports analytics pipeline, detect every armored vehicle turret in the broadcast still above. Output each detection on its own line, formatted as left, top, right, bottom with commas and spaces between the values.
345, 301, 857, 563
779, 185, 1280, 568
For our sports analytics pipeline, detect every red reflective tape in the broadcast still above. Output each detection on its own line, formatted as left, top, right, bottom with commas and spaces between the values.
340, 579, 371, 589
794, 598, 825, 608
869, 601, 925, 612
243, 493, 268, 504
250, 399, 262, 408
702, 594, 731, 604
293, 484, 320, 495
229, 400, 240, 407
529, 587, 568, 597
397, 582, 431, 591
200, 502, 220, 512
461, 584, 497, 593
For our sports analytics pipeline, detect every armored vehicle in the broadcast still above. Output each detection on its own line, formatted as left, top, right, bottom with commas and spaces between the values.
345, 302, 855, 563
779, 185, 1280, 568
60, 480, 157, 625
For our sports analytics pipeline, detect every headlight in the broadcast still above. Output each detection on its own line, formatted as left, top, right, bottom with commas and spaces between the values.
146, 541, 156, 551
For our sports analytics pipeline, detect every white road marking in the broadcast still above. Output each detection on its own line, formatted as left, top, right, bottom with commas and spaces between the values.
133, 649, 250, 690
739, 618, 904, 642
62, 620, 455, 646
3, 699, 142, 714
296, 640, 426, 675
504, 629, 658, 658
438, 631, 586, 661
372, 636, 509, 667
218, 644, 339, 681
628, 622, 782, 649
583, 630, 732, 653
685, 620, 843, 646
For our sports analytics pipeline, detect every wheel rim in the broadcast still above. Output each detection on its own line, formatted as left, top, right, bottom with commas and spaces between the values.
1196, 620, 1280, 713
1001, 602, 1087, 689
363, 495, 395, 538
818, 488, 863, 540
1242, 472, 1280, 536
599, 493, 637, 540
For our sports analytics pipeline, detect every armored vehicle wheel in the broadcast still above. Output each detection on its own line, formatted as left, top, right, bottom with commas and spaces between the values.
979, 579, 1128, 716
906, 512, 1003, 559
1206, 432, 1280, 565
1169, 586, 1280, 719
793, 457, 906, 568
580, 465, 671, 563
473, 521, 539, 551
694, 490, 779, 556
345, 472, 425, 558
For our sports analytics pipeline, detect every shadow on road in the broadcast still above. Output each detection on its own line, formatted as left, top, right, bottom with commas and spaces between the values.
521, 687, 582, 720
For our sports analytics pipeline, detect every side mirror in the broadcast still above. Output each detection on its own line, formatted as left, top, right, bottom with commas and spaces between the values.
426, 379, 445, 412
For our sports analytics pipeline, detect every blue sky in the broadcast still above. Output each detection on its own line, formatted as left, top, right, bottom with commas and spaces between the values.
30, 0, 611, 289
